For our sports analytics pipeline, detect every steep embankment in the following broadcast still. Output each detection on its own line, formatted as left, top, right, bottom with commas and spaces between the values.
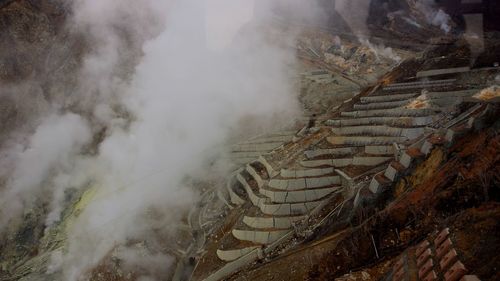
227, 109, 499, 281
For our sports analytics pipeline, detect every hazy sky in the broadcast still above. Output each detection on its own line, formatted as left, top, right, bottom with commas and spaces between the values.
205, 0, 255, 49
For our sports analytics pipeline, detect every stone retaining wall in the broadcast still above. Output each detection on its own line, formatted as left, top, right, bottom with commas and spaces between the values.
360, 93, 418, 103
327, 136, 406, 145
268, 176, 340, 190
341, 108, 436, 118
232, 229, 289, 244
326, 116, 434, 127
280, 167, 335, 178
216, 247, 259, 262
260, 185, 340, 203
353, 100, 409, 110
365, 145, 394, 155
332, 125, 424, 139
304, 148, 353, 159
301, 156, 392, 168
242, 215, 304, 229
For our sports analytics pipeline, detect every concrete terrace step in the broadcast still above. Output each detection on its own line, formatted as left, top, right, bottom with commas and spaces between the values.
227, 178, 246, 206
357, 90, 479, 111
326, 116, 435, 127
236, 173, 268, 206
216, 246, 260, 262
280, 167, 336, 178
246, 164, 265, 188
327, 136, 407, 146
360, 93, 419, 103
353, 100, 410, 110
260, 185, 341, 203
256, 156, 279, 178
242, 215, 305, 229
341, 108, 438, 118
425, 89, 479, 99
268, 176, 341, 190
365, 145, 395, 155
304, 147, 354, 159
385, 79, 456, 88
300, 156, 392, 168
236, 172, 324, 216
258, 199, 324, 216
232, 229, 289, 245
303, 146, 395, 158
382, 79, 455, 91
331, 125, 425, 139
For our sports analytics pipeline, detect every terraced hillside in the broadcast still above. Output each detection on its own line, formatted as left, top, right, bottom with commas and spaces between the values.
187, 42, 500, 281
1, 1, 499, 281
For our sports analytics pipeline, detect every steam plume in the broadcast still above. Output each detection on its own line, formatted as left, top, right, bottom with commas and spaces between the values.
0, 0, 308, 280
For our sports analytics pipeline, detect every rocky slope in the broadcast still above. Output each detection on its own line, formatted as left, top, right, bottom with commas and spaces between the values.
0, 1, 499, 281
189, 37, 499, 280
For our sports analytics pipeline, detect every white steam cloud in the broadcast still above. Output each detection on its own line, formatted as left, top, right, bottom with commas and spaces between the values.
415, 0, 452, 33
61, 0, 300, 279
360, 39, 402, 62
333, 0, 401, 62
0, 113, 91, 229
0, 0, 304, 280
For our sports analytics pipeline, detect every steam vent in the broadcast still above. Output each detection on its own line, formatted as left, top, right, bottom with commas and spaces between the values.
0, 1, 499, 281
